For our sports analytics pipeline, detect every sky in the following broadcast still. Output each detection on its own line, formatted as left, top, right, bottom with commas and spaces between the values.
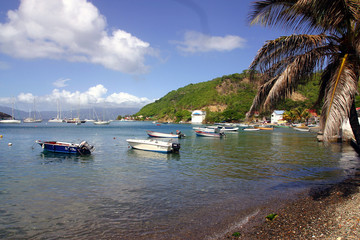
0, 0, 288, 112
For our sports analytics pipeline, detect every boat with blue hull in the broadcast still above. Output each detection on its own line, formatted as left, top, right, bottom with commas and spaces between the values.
35, 140, 95, 155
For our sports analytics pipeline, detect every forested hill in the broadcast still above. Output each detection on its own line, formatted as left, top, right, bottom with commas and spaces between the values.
135, 71, 320, 123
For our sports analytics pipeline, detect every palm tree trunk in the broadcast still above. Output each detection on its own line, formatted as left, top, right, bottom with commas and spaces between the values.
349, 100, 360, 146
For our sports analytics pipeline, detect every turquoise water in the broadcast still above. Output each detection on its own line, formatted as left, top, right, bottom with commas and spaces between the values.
0, 121, 358, 239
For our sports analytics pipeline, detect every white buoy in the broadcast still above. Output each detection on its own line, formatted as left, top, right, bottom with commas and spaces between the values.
8, 143, 12, 146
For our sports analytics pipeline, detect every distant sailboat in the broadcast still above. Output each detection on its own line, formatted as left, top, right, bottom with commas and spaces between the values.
0, 100, 21, 124
93, 108, 110, 125
48, 99, 64, 122
23, 98, 42, 123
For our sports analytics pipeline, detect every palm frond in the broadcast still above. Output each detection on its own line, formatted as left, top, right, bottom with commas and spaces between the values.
246, 77, 278, 118
249, 0, 360, 34
321, 56, 358, 141
250, 34, 327, 75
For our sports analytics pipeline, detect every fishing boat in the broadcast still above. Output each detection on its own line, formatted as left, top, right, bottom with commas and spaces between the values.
35, 140, 95, 155
126, 139, 181, 153
192, 127, 219, 132
195, 130, 225, 138
146, 130, 185, 138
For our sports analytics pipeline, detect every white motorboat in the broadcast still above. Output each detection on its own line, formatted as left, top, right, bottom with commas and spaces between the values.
126, 139, 180, 153
146, 130, 185, 138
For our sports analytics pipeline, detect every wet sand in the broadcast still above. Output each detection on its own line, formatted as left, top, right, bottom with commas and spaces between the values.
224, 171, 360, 239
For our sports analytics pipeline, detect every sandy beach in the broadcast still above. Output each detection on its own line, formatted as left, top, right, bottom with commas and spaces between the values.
224, 171, 360, 239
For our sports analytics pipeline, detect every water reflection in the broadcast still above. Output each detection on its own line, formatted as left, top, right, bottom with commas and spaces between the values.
39, 152, 94, 163
126, 148, 180, 161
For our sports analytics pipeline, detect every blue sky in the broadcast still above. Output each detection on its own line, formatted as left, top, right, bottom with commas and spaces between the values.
0, 0, 287, 112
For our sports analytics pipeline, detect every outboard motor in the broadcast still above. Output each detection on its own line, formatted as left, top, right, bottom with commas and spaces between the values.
176, 130, 185, 138
79, 141, 95, 154
171, 143, 181, 153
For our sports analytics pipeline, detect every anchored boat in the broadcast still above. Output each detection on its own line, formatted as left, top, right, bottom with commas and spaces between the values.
146, 130, 185, 138
126, 139, 180, 153
35, 140, 95, 155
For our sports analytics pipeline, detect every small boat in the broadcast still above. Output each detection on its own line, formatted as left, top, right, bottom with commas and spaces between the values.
219, 126, 239, 132
35, 140, 95, 155
48, 118, 64, 123
193, 127, 217, 132
65, 118, 86, 124
23, 118, 42, 123
254, 125, 274, 130
243, 128, 260, 131
93, 120, 111, 125
195, 130, 225, 138
293, 127, 310, 132
126, 139, 180, 153
146, 130, 185, 138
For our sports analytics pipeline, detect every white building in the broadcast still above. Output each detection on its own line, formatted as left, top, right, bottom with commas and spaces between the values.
191, 110, 206, 124
271, 110, 285, 124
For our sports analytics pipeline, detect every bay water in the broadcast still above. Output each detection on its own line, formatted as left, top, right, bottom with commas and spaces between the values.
0, 121, 358, 239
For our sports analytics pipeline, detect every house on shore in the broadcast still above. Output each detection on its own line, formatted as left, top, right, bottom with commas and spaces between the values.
271, 110, 285, 124
191, 110, 206, 124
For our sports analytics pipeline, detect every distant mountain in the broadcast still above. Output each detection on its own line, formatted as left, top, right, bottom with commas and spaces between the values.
0, 106, 139, 120
135, 71, 321, 123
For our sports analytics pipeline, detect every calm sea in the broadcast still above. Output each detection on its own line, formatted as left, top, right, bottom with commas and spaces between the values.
0, 121, 358, 239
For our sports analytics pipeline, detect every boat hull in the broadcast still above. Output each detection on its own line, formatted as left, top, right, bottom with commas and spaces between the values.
36, 140, 94, 155
127, 139, 180, 153
0, 119, 21, 124
93, 121, 110, 125
146, 130, 184, 138
195, 130, 224, 138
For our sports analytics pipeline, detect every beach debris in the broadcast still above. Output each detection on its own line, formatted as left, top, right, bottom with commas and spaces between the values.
232, 232, 241, 237
266, 213, 278, 221
8, 143, 12, 146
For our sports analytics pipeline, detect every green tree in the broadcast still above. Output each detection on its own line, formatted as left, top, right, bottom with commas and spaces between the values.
247, 0, 360, 144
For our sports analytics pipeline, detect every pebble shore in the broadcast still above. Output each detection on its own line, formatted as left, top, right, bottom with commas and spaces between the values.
225, 172, 360, 239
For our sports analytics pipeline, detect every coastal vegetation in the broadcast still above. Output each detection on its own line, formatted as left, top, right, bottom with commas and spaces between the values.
135, 70, 323, 123
247, 0, 360, 144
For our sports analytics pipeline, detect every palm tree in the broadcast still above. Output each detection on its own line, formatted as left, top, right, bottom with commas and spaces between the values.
283, 110, 296, 124
246, 0, 360, 144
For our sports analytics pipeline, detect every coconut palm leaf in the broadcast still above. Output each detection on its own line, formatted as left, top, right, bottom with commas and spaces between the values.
248, 0, 360, 143
321, 56, 359, 140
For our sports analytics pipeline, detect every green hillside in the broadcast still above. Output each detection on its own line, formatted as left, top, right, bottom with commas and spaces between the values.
135, 70, 321, 123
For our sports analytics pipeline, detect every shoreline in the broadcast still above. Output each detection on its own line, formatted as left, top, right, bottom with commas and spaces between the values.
223, 171, 360, 239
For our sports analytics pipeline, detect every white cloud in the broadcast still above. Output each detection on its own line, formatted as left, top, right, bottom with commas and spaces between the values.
53, 78, 70, 88
0, 0, 156, 74
0, 84, 152, 110
18, 92, 35, 103
174, 31, 246, 53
